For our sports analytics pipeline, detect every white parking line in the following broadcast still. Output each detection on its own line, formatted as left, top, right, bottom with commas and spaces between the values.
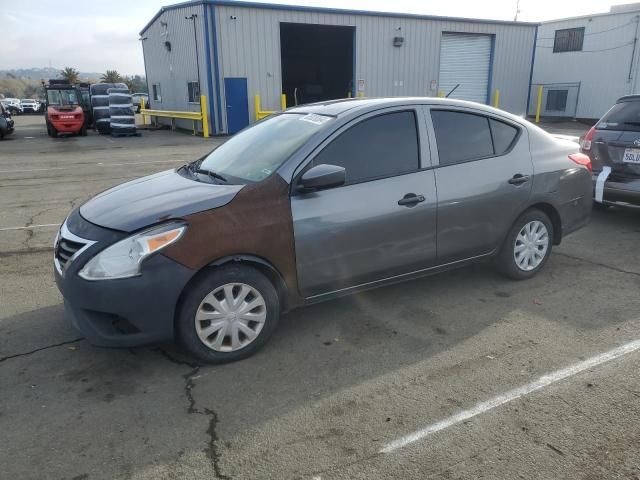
0, 223, 60, 232
380, 338, 640, 453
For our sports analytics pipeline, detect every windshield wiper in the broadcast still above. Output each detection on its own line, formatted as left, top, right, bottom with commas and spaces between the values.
195, 168, 228, 183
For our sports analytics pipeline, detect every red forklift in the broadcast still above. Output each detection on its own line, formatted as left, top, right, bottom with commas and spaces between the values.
44, 80, 86, 137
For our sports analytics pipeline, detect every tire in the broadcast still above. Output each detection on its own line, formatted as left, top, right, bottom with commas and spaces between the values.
47, 123, 57, 138
80, 125, 87, 136
177, 264, 280, 364
494, 209, 554, 280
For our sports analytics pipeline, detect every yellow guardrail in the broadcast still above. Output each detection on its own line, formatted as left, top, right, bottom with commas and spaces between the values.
141, 95, 209, 138
493, 89, 500, 108
254, 94, 287, 121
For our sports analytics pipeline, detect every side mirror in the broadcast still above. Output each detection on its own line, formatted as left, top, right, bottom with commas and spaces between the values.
298, 164, 346, 192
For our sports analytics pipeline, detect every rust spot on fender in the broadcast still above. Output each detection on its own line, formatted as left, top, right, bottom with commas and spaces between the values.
162, 174, 301, 306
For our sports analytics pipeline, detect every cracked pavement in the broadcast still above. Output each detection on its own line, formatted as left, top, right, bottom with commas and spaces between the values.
1, 116, 640, 479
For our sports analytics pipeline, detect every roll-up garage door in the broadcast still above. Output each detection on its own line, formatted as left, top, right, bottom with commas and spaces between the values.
438, 33, 492, 104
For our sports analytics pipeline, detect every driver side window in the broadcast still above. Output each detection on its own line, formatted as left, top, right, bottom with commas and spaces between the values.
313, 110, 420, 185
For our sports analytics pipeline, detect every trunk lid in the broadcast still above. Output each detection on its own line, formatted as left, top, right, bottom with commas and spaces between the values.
593, 99, 640, 178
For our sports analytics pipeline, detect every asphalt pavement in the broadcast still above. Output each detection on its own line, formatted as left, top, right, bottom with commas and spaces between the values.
1, 115, 639, 480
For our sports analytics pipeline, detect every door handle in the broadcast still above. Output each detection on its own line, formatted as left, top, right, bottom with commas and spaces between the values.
508, 174, 530, 185
398, 193, 425, 207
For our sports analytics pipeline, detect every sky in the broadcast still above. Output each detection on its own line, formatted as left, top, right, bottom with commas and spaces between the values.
0, 0, 626, 75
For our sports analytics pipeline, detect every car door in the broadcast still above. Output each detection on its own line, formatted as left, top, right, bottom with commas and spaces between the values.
427, 107, 533, 264
291, 107, 438, 299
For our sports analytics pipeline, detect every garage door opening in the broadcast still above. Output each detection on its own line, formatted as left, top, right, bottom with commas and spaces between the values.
280, 23, 354, 107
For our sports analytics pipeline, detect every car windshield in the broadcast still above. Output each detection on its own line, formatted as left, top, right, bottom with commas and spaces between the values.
598, 101, 640, 131
198, 113, 333, 183
47, 89, 79, 106
21, 99, 35, 103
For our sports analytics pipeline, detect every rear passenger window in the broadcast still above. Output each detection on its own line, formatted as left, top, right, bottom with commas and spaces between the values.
490, 119, 519, 155
431, 110, 519, 165
431, 111, 493, 165
313, 111, 420, 184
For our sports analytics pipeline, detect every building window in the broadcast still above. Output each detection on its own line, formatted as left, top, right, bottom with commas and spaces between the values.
546, 89, 568, 111
152, 84, 161, 102
553, 27, 584, 53
187, 81, 200, 103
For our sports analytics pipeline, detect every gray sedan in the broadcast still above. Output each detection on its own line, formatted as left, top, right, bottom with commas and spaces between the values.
54, 97, 593, 363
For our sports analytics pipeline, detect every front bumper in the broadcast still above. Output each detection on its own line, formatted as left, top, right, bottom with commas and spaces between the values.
592, 173, 640, 207
54, 211, 195, 347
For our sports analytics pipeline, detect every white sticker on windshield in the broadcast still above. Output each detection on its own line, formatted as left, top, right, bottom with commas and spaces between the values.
299, 113, 331, 125
594, 166, 611, 203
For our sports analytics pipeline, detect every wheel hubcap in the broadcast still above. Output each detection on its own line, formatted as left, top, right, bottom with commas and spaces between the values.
514, 220, 549, 272
195, 283, 267, 352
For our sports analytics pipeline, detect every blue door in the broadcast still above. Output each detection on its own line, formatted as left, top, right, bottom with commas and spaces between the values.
224, 77, 249, 134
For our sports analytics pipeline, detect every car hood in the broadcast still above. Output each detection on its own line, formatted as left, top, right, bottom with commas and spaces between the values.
80, 169, 244, 232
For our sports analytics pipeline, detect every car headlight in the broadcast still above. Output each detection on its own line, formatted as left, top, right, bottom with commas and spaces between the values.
78, 222, 187, 281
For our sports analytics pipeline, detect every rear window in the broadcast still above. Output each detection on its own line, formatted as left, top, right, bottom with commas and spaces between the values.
431, 111, 494, 165
598, 101, 640, 131
490, 119, 519, 155
431, 111, 520, 166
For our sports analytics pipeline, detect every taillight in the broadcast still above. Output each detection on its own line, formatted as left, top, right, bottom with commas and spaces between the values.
569, 152, 592, 173
580, 126, 596, 151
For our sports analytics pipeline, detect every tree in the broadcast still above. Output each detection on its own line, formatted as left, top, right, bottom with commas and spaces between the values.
121, 75, 147, 93
60, 67, 80, 83
100, 70, 122, 83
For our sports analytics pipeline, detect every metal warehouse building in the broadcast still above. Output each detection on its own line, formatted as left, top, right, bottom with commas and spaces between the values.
531, 3, 640, 120
140, 0, 538, 135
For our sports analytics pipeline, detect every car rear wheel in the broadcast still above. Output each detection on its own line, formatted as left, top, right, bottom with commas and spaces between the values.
494, 209, 554, 280
177, 264, 280, 363
46, 123, 57, 138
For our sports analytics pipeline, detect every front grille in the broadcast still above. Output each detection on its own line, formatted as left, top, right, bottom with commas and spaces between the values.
55, 238, 85, 271
54, 222, 95, 276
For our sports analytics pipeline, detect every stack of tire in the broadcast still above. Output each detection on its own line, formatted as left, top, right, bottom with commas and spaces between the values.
90, 83, 114, 134
108, 87, 136, 136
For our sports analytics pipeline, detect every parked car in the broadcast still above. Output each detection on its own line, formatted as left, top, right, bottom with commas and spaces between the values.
2, 98, 22, 115
20, 98, 39, 113
54, 98, 593, 363
131, 93, 149, 113
0, 102, 15, 139
581, 95, 640, 208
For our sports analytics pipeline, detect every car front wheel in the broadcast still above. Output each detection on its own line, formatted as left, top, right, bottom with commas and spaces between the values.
177, 264, 280, 363
495, 209, 554, 280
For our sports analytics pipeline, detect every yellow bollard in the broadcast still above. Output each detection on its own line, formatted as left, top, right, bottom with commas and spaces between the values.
535, 85, 543, 124
200, 95, 209, 138
281, 94, 287, 110
347, 91, 352, 98
493, 89, 500, 108
254, 95, 261, 122
437, 90, 445, 98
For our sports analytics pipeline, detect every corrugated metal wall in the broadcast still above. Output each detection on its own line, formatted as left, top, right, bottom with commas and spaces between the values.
532, 11, 640, 119
141, 3, 214, 132
211, 4, 537, 133
142, 3, 537, 135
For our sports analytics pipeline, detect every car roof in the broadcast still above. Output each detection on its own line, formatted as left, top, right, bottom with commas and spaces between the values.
285, 97, 526, 124
617, 95, 640, 103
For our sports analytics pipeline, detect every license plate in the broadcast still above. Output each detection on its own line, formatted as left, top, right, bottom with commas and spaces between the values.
623, 148, 640, 163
